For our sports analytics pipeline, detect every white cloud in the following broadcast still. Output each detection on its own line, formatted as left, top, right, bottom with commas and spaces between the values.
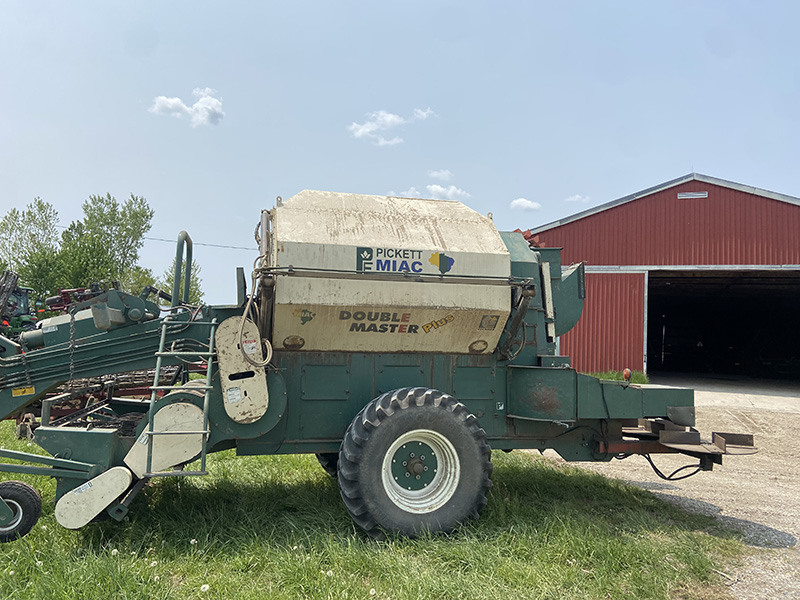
510, 197, 542, 211
428, 169, 453, 181
564, 194, 591, 203
150, 88, 225, 127
398, 187, 422, 198
426, 184, 470, 201
348, 107, 436, 146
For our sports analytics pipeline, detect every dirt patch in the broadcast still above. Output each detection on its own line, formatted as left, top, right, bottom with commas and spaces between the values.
566, 376, 800, 600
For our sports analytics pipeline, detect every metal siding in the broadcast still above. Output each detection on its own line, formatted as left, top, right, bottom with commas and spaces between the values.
536, 181, 800, 266
561, 273, 645, 373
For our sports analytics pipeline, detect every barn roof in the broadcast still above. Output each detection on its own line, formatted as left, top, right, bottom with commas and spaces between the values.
530, 173, 800, 234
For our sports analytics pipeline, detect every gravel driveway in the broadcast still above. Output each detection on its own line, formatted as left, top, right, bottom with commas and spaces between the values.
573, 375, 800, 600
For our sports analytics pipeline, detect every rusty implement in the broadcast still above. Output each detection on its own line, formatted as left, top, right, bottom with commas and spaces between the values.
599, 419, 757, 464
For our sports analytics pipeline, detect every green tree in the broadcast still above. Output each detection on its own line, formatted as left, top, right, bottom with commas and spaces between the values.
17, 248, 65, 301
0, 198, 60, 272
122, 265, 157, 296
157, 259, 204, 305
59, 194, 154, 288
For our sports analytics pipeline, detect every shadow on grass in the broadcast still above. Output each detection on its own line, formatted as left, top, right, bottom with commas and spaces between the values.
76, 451, 751, 554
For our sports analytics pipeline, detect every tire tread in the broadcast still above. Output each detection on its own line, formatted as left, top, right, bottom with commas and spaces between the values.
338, 387, 492, 538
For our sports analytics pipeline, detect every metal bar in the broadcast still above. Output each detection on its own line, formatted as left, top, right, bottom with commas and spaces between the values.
143, 470, 208, 478
119, 478, 149, 508
144, 430, 211, 436
146, 319, 171, 475
506, 413, 575, 425
0, 449, 94, 471
596, 440, 679, 455
47, 401, 112, 428
199, 319, 217, 473
154, 352, 215, 358
40, 392, 72, 426
171, 231, 193, 307
149, 385, 212, 391
0, 464, 91, 479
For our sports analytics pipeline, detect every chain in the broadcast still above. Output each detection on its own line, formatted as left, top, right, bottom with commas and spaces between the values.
68, 305, 76, 387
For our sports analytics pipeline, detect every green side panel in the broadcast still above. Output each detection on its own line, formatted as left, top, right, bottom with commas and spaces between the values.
34, 427, 119, 486
301, 364, 349, 400
552, 262, 585, 337
642, 385, 694, 420
576, 377, 695, 422
596, 380, 642, 419
376, 362, 426, 395
507, 366, 577, 422
298, 409, 353, 440
453, 366, 496, 400
499, 231, 540, 278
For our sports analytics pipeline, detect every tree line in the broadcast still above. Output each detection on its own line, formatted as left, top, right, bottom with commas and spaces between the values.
0, 194, 203, 306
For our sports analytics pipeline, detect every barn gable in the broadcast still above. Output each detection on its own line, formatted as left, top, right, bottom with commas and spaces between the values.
531, 173, 800, 267
530, 174, 800, 378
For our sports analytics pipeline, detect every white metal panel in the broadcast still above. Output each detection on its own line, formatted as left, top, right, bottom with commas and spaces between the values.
124, 402, 204, 478
216, 316, 269, 424
55, 466, 133, 529
273, 277, 509, 354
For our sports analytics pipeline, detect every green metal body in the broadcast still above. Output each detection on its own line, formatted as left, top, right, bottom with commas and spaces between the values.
0, 231, 695, 506
1, 285, 36, 338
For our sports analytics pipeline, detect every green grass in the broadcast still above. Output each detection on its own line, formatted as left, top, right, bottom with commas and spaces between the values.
0, 421, 744, 600
590, 371, 650, 385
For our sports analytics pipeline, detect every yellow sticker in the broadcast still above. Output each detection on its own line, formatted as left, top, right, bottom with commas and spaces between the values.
12, 386, 35, 397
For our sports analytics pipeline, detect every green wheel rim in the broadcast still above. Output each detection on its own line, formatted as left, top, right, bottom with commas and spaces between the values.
381, 429, 460, 514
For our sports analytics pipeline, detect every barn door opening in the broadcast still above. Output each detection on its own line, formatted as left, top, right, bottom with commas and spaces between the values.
647, 270, 800, 380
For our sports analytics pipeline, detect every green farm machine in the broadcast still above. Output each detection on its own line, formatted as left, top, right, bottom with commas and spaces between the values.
0, 271, 37, 339
0, 191, 755, 541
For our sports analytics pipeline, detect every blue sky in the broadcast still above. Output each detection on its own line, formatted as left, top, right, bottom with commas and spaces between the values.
2, 2, 799, 303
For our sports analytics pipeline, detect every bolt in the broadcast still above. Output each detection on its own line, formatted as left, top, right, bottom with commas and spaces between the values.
424, 466, 428, 472
420, 455, 425, 461
415, 475, 420, 480
410, 453, 415, 458
405, 473, 409, 478
402, 461, 407, 466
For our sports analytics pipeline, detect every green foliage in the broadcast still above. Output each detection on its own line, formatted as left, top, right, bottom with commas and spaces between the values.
16, 248, 65, 301
0, 422, 745, 600
157, 258, 204, 305
60, 193, 154, 289
590, 370, 650, 385
122, 265, 158, 296
0, 194, 202, 304
0, 198, 60, 273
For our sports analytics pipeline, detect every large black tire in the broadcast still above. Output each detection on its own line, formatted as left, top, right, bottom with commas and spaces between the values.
0, 481, 42, 543
338, 387, 493, 538
315, 453, 339, 477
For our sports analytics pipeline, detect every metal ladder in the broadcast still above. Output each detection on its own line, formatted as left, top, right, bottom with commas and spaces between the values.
141, 314, 218, 477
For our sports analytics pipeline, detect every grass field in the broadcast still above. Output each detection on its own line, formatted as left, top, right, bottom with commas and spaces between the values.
0, 420, 744, 600
589, 371, 650, 385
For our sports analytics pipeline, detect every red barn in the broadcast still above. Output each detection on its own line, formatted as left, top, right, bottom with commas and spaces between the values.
530, 173, 800, 378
